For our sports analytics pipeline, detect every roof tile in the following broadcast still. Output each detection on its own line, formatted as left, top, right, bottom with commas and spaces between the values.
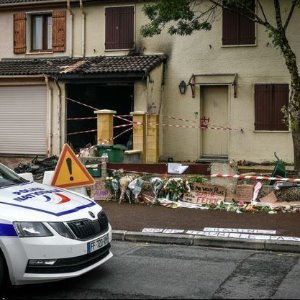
0, 55, 167, 78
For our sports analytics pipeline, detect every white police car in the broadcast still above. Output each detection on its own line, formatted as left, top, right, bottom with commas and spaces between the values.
0, 163, 112, 287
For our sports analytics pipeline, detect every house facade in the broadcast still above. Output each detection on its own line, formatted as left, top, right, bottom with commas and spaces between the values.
0, 0, 297, 164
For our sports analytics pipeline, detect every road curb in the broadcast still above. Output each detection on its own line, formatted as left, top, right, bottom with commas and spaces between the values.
112, 230, 300, 253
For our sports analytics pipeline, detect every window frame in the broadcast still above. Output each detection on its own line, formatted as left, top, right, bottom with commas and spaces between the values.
105, 5, 135, 51
254, 83, 289, 132
222, 1, 256, 46
13, 10, 65, 55
30, 13, 52, 52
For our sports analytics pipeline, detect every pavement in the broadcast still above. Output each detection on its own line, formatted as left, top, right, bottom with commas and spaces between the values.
98, 200, 300, 253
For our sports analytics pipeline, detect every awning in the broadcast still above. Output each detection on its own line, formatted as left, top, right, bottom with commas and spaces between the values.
188, 73, 238, 98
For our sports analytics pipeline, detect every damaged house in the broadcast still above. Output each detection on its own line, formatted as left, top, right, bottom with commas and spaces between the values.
0, 0, 298, 165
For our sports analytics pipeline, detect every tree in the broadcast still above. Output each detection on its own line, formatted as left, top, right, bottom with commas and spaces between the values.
141, 0, 300, 172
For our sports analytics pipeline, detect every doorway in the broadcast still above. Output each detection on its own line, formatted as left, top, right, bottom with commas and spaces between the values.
66, 83, 134, 152
200, 85, 229, 158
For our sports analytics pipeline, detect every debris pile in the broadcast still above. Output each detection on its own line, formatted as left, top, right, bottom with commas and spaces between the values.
14, 156, 59, 182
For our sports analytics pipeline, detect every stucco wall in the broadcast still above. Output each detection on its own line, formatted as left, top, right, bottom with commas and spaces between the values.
133, 0, 296, 163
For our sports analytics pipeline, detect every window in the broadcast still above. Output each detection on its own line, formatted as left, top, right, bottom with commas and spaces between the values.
254, 84, 289, 131
31, 14, 52, 51
105, 6, 134, 50
14, 10, 66, 54
222, 1, 255, 45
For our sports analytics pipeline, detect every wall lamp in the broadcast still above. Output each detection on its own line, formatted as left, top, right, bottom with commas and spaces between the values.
178, 80, 187, 95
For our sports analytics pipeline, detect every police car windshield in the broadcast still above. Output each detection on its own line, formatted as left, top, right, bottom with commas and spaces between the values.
0, 163, 28, 188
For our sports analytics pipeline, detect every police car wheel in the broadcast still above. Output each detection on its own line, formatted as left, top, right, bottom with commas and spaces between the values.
0, 254, 6, 289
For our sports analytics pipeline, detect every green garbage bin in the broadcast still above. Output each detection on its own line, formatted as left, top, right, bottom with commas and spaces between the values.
96, 144, 126, 163
85, 164, 101, 177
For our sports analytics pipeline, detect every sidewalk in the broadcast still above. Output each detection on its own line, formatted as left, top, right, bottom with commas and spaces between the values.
99, 200, 300, 253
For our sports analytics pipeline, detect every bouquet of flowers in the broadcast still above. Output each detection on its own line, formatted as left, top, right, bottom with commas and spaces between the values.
162, 177, 189, 201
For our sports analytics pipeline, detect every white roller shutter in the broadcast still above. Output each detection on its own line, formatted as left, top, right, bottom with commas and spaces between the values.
0, 85, 47, 155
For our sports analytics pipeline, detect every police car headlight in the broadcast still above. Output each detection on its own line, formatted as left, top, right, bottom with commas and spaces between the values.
48, 222, 74, 239
14, 222, 53, 237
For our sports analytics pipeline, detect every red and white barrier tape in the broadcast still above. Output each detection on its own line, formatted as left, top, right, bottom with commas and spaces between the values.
211, 173, 300, 183
113, 124, 132, 129
97, 127, 133, 144
147, 122, 240, 131
115, 114, 133, 118
163, 115, 241, 131
164, 115, 198, 123
66, 97, 99, 111
65, 98, 241, 131
113, 115, 133, 123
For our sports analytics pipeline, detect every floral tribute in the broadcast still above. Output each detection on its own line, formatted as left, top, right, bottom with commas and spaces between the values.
103, 169, 300, 214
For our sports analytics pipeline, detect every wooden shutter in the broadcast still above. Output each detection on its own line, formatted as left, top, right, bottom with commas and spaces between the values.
119, 6, 134, 49
222, 6, 238, 45
255, 84, 289, 131
238, 1, 255, 44
105, 6, 134, 50
105, 7, 118, 49
52, 10, 66, 52
273, 84, 289, 130
255, 84, 273, 130
14, 13, 26, 54
222, 1, 255, 45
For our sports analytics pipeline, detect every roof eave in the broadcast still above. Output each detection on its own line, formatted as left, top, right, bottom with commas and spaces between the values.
56, 72, 148, 80
0, 0, 68, 11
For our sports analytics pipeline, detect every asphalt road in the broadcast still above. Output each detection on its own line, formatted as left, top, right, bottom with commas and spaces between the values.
3, 241, 300, 299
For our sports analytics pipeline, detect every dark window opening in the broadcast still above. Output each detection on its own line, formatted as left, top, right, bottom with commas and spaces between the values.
66, 84, 134, 153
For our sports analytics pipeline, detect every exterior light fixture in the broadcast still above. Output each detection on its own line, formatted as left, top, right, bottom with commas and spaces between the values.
179, 80, 187, 95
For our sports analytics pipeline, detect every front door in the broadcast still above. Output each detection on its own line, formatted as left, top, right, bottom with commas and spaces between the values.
200, 86, 228, 158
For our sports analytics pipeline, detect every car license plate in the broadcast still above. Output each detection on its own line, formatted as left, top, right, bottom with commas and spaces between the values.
87, 233, 109, 254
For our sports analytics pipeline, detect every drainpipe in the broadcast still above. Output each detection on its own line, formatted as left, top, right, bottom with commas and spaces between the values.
80, 0, 85, 57
44, 75, 53, 157
145, 75, 150, 163
54, 78, 62, 153
67, 0, 73, 57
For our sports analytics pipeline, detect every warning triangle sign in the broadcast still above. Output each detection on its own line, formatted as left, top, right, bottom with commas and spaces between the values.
51, 144, 95, 188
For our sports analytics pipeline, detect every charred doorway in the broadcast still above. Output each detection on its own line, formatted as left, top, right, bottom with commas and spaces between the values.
66, 83, 134, 152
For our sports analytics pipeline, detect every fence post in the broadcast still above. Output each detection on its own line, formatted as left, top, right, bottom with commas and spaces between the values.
130, 111, 146, 163
101, 154, 108, 179
146, 114, 159, 163
94, 109, 116, 145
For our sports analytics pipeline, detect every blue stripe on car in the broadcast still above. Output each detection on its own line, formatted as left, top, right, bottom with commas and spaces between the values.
0, 223, 17, 236
0, 201, 96, 216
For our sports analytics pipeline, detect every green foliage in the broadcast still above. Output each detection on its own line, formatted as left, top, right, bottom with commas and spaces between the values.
141, 0, 211, 36
281, 105, 295, 131
141, 0, 255, 37
187, 175, 207, 184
